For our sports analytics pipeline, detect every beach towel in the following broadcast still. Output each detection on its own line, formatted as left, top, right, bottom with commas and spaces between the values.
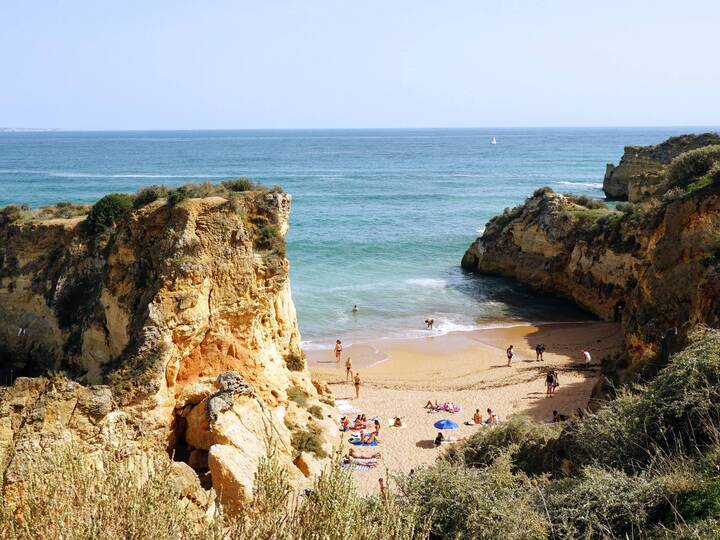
350, 439, 379, 446
464, 421, 482, 426
341, 462, 372, 471
336, 400, 361, 415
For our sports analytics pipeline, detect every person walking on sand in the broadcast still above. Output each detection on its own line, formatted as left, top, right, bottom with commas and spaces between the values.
506, 345, 514, 366
345, 357, 353, 382
354, 372, 361, 399
536, 343, 545, 361
334, 339, 342, 362
583, 350, 592, 366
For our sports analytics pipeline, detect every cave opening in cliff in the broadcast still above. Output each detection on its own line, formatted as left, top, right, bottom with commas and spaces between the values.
168, 410, 213, 490
0, 347, 53, 386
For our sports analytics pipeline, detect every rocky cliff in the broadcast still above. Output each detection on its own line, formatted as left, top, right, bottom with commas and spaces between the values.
463, 183, 720, 384
0, 189, 337, 513
603, 132, 720, 201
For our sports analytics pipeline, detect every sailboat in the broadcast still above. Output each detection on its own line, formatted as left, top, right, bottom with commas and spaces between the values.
491, 136, 497, 145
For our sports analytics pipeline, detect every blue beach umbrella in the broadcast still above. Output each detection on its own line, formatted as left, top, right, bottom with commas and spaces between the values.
434, 419, 459, 430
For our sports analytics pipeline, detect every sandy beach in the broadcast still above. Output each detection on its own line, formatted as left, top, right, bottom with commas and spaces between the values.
307, 321, 623, 493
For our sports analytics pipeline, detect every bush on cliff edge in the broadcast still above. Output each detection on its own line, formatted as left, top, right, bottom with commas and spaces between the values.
85, 193, 133, 232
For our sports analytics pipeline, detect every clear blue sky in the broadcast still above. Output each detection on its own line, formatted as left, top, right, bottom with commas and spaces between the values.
1, 0, 718, 130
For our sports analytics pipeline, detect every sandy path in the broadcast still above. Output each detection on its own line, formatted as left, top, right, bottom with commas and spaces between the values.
308, 321, 622, 493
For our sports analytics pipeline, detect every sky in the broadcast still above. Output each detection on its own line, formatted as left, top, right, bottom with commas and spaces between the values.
1, 0, 719, 130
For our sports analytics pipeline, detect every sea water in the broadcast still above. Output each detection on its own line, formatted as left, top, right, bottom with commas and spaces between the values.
0, 127, 711, 347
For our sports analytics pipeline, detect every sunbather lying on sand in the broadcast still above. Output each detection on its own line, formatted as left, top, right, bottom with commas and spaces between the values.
348, 448, 382, 459
361, 431, 380, 444
424, 401, 461, 413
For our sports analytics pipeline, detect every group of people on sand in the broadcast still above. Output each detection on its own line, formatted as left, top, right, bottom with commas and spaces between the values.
467, 407, 498, 426
506, 342, 547, 366
423, 400, 461, 413
340, 414, 382, 444
335, 340, 362, 398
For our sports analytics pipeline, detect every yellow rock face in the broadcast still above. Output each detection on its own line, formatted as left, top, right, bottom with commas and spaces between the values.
0, 191, 338, 513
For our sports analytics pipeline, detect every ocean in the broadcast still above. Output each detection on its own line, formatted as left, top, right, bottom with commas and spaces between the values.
0, 127, 710, 348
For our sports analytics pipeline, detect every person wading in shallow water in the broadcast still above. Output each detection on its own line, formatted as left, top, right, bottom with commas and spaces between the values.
334, 339, 342, 362
354, 372, 362, 399
506, 345, 514, 366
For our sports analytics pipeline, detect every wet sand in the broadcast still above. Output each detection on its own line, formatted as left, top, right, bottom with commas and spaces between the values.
307, 321, 623, 493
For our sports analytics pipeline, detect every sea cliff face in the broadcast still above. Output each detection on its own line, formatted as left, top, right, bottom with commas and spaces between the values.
603, 133, 720, 201
462, 184, 720, 383
0, 191, 337, 512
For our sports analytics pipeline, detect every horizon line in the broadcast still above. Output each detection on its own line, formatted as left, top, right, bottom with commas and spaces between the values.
2, 124, 720, 133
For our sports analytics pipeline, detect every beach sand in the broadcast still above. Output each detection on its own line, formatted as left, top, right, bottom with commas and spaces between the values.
307, 321, 623, 493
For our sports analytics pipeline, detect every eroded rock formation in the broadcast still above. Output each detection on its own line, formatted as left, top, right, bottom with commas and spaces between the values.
603, 132, 720, 201
0, 191, 338, 513
462, 184, 720, 383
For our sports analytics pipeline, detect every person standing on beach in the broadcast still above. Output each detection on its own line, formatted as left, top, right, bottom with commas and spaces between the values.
535, 343, 545, 361
354, 372, 361, 398
334, 339, 342, 362
545, 370, 555, 397
506, 345, 514, 366
345, 357, 353, 382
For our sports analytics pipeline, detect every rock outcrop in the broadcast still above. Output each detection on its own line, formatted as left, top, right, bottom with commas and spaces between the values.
0, 190, 337, 512
462, 184, 720, 383
603, 133, 720, 201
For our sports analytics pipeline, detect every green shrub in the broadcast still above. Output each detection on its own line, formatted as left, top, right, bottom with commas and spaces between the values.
543, 467, 666, 539
285, 351, 305, 371
287, 386, 308, 407
230, 457, 427, 539
668, 145, 720, 187
291, 424, 327, 458
307, 405, 324, 420
222, 177, 255, 192
255, 224, 282, 253
134, 185, 168, 208
166, 186, 191, 207
567, 330, 720, 471
397, 455, 548, 539
0, 205, 22, 224
567, 194, 608, 210
533, 186, 554, 197
86, 193, 133, 232
445, 415, 561, 474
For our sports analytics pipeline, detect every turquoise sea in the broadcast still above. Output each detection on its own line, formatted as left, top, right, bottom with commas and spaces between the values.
0, 128, 712, 348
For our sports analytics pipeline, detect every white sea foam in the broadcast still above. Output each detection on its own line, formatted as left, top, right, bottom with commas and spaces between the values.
476, 226, 485, 235
404, 278, 447, 288
555, 181, 604, 190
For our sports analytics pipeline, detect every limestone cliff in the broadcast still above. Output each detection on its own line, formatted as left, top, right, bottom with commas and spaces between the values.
462, 185, 720, 383
0, 190, 337, 512
603, 132, 720, 201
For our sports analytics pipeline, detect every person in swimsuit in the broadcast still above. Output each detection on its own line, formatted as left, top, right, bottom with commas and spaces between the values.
473, 409, 482, 424
536, 343, 545, 361
434, 432, 445, 446
506, 345, 514, 366
345, 357, 353, 382
352, 305, 359, 313
354, 372, 361, 398
334, 340, 342, 362
485, 408, 497, 425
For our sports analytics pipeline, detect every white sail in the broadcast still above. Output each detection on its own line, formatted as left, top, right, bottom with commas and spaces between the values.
491, 136, 497, 145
